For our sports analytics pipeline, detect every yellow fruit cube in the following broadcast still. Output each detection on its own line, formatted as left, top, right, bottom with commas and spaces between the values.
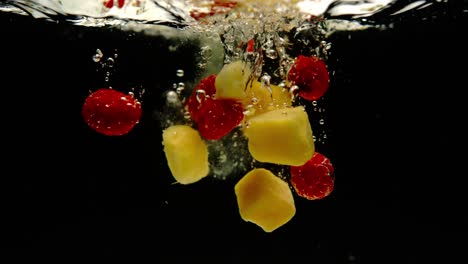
162, 125, 209, 184
244, 106, 314, 166
242, 80, 292, 117
235, 168, 296, 232
215, 60, 251, 100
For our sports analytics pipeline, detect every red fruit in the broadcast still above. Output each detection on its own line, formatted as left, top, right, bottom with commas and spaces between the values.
190, 1, 237, 20
103, 0, 113, 8
186, 74, 217, 123
197, 99, 244, 140
117, 0, 125, 8
246, 38, 255, 53
290, 152, 334, 200
288, 55, 330, 101
82, 88, 142, 136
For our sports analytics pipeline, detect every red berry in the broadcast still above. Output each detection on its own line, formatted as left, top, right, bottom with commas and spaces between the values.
103, 0, 113, 8
245, 38, 255, 53
197, 99, 244, 140
117, 0, 125, 8
82, 88, 142, 136
186, 74, 217, 123
290, 152, 334, 200
288, 55, 330, 101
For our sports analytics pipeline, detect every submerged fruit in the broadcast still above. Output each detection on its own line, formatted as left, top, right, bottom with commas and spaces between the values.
243, 106, 314, 166
162, 125, 210, 184
197, 98, 244, 140
290, 152, 335, 200
288, 55, 330, 101
82, 88, 142, 136
235, 168, 296, 232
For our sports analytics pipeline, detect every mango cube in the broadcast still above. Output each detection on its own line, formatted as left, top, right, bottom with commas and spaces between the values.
244, 106, 314, 166
235, 168, 296, 232
242, 80, 292, 117
162, 125, 209, 184
215, 60, 251, 100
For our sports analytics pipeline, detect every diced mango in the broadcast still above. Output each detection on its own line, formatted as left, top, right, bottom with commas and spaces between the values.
235, 168, 296, 232
242, 80, 292, 117
162, 125, 209, 184
215, 60, 251, 100
244, 106, 314, 166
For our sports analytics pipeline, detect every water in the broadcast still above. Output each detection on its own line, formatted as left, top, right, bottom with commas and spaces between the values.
2, 0, 467, 261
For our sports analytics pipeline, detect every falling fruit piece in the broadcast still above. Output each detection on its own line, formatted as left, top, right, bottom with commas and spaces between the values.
288, 55, 329, 101
243, 106, 315, 166
241, 80, 292, 117
215, 60, 251, 100
290, 152, 334, 200
235, 168, 296, 232
197, 98, 244, 140
186, 74, 217, 123
162, 125, 210, 184
82, 88, 142, 136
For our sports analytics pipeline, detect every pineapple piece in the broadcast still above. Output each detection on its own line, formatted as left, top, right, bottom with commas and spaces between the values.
215, 60, 251, 100
235, 168, 296, 232
244, 106, 314, 166
162, 125, 209, 184
242, 80, 292, 117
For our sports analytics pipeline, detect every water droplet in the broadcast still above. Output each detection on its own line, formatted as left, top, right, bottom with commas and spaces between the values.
106, 57, 115, 68
176, 82, 185, 94
92, 49, 103, 62
176, 69, 184, 77
166, 91, 179, 104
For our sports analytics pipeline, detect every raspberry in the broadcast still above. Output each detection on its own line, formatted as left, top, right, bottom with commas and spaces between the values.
197, 99, 244, 140
288, 55, 330, 101
290, 152, 334, 200
82, 88, 142, 136
186, 74, 217, 123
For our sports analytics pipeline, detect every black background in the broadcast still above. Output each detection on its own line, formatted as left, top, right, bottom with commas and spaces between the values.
1, 3, 467, 263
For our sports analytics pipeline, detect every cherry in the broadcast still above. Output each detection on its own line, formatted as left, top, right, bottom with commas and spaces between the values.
82, 88, 142, 136
288, 55, 330, 101
197, 99, 244, 140
290, 152, 334, 200
186, 74, 217, 123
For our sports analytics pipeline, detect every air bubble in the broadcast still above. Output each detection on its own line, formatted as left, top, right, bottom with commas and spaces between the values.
176, 69, 184, 77
106, 57, 115, 67
92, 49, 103, 62
166, 91, 179, 104
176, 82, 185, 94
319, 119, 325, 125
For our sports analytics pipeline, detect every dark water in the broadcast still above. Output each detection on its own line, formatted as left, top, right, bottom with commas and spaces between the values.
1, 0, 467, 262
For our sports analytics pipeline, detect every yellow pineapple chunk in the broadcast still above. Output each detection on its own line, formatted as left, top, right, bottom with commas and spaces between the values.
215, 60, 251, 100
235, 168, 296, 232
242, 80, 292, 117
162, 125, 209, 184
244, 106, 314, 166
